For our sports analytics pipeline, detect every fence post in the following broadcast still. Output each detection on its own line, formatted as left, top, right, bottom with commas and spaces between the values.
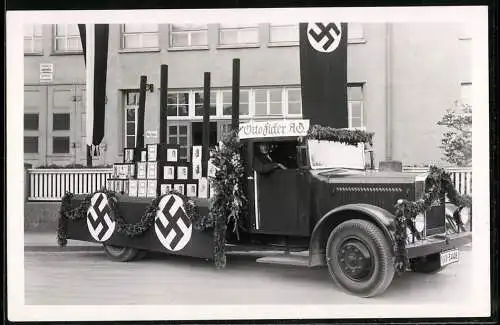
24, 163, 32, 202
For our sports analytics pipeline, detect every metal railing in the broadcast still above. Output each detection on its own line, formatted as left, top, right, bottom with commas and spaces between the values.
25, 166, 472, 201
26, 168, 113, 201
403, 166, 472, 196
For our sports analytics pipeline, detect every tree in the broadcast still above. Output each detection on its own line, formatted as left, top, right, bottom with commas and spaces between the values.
437, 101, 472, 166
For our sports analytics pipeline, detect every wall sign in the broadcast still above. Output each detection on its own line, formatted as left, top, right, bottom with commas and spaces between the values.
39, 63, 54, 83
238, 119, 310, 139
146, 130, 158, 138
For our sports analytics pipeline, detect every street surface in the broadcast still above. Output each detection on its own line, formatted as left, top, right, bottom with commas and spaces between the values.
25, 247, 474, 305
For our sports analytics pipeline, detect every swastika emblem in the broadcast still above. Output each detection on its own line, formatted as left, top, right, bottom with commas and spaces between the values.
86, 192, 116, 242
307, 22, 342, 53
155, 194, 193, 251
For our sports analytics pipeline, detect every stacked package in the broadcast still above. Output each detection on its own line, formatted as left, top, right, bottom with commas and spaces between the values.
107, 144, 215, 199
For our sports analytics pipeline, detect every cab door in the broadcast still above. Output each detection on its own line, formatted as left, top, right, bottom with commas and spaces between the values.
254, 169, 302, 235
245, 141, 308, 236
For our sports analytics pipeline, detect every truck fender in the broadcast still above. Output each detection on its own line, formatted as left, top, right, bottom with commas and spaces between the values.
308, 204, 397, 267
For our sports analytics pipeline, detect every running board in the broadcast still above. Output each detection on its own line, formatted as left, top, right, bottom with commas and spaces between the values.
256, 255, 310, 267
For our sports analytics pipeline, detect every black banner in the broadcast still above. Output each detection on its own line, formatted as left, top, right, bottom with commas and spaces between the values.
299, 23, 348, 128
78, 24, 109, 154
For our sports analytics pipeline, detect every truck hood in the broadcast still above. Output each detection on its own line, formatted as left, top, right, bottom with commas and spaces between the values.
309, 168, 421, 184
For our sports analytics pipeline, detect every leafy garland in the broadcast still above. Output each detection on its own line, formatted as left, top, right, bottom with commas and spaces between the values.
209, 130, 248, 269
307, 124, 374, 146
57, 189, 209, 247
57, 126, 471, 274
393, 166, 472, 272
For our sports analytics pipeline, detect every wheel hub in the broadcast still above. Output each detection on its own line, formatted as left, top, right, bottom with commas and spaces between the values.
338, 239, 374, 281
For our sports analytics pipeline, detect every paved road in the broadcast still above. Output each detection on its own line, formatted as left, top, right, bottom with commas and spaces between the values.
25, 247, 473, 305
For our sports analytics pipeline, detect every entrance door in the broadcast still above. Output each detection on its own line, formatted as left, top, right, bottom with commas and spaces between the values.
191, 121, 218, 147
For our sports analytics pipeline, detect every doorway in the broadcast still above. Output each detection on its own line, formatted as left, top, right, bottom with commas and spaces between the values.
191, 122, 218, 147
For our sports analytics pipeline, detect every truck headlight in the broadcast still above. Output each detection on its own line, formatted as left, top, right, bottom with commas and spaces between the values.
414, 213, 425, 233
459, 206, 471, 225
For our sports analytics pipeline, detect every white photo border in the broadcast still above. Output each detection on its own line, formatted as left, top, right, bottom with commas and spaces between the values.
7, 6, 490, 321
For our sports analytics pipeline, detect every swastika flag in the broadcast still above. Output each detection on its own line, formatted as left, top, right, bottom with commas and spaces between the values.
299, 23, 348, 128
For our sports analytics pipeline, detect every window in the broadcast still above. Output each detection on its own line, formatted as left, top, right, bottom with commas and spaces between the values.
54, 24, 82, 53
218, 122, 233, 141
219, 24, 259, 46
124, 91, 139, 148
53, 113, 70, 130
348, 85, 364, 129
121, 24, 159, 50
167, 92, 189, 116
286, 88, 302, 115
255, 88, 283, 116
194, 91, 217, 116
461, 82, 472, 106
170, 24, 208, 48
348, 23, 364, 43
53, 136, 70, 154
269, 25, 298, 44
24, 136, 39, 154
168, 124, 189, 160
24, 24, 43, 54
24, 113, 39, 130
222, 89, 249, 116
163, 87, 301, 119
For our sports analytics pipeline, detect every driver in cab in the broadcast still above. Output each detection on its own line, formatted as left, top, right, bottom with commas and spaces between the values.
253, 143, 287, 175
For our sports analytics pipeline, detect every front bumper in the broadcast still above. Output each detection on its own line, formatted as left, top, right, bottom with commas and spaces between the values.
405, 231, 472, 259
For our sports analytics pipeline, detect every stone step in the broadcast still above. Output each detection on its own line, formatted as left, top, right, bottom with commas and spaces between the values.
256, 254, 310, 267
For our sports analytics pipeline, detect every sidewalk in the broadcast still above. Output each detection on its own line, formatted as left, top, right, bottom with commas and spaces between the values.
24, 232, 102, 252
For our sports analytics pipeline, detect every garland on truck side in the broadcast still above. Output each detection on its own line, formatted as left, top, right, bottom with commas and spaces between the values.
207, 125, 375, 268
393, 166, 472, 272
306, 124, 374, 146
57, 189, 209, 247
209, 130, 248, 269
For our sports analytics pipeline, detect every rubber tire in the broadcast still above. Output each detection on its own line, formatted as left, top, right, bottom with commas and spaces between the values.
103, 244, 142, 262
326, 219, 395, 298
410, 253, 445, 274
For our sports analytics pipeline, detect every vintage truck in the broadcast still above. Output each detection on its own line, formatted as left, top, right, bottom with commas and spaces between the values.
60, 120, 472, 298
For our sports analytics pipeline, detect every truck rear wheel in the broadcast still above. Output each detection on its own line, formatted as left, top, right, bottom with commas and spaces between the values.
103, 244, 142, 262
326, 219, 395, 298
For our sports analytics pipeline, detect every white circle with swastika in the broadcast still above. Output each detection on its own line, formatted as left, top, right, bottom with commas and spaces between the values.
155, 194, 193, 251
307, 22, 342, 53
86, 192, 116, 242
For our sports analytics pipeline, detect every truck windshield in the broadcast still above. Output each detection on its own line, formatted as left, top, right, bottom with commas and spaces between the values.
308, 140, 366, 170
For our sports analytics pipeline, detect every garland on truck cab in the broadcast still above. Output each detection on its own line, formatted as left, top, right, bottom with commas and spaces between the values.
393, 166, 472, 272
307, 124, 374, 146
208, 126, 374, 268
209, 130, 248, 269
57, 189, 210, 247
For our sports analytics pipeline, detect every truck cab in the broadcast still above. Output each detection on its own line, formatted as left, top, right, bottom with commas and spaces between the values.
232, 127, 471, 297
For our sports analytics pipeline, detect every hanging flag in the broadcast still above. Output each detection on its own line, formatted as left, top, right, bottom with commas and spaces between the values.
78, 24, 109, 156
299, 22, 348, 128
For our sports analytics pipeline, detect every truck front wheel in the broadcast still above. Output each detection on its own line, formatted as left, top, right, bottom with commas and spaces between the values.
326, 219, 395, 298
103, 244, 143, 262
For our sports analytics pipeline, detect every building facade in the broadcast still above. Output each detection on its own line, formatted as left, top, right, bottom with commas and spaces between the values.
23, 22, 472, 167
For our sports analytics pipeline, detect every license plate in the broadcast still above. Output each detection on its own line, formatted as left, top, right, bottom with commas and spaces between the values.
440, 248, 459, 267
